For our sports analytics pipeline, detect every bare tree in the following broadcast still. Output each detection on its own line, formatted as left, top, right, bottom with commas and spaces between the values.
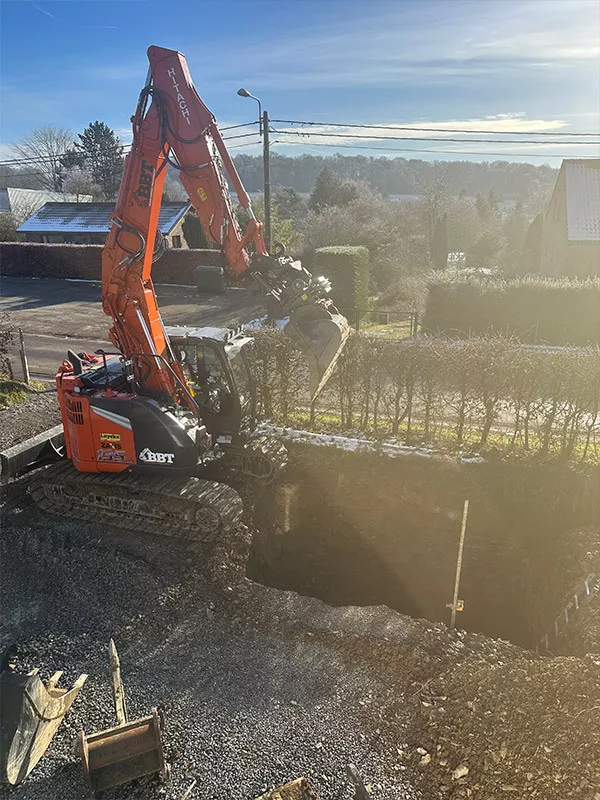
63, 166, 101, 200
0, 213, 21, 242
12, 126, 74, 191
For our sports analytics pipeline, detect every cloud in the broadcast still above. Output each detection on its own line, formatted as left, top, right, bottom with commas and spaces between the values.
176, 0, 599, 91
269, 113, 598, 149
265, 112, 600, 162
33, 4, 56, 20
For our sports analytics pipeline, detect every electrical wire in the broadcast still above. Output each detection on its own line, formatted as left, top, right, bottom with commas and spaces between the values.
227, 139, 262, 150
0, 132, 251, 168
272, 128, 600, 146
269, 139, 598, 159
271, 118, 600, 137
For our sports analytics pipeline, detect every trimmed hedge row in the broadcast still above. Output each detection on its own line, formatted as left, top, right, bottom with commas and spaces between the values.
313, 245, 370, 311
423, 275, 600, 346
0, 242, 223, 285
252, 330, 600, 463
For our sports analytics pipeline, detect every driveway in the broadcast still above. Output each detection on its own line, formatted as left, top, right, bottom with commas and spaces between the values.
1, 277, 265, 376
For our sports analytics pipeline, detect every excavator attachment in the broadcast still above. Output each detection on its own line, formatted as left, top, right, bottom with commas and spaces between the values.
251, 251, 350, 399
285, 303, 350, 399
0, 646, 87, 785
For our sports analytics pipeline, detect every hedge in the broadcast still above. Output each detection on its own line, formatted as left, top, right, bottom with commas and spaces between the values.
313, 245, 370, 311
0, 242, 223, 285
251, 330, 600, 464
422, 275, 600, 346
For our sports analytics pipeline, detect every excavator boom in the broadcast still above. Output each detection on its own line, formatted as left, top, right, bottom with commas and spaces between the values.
102, 45, 348, 401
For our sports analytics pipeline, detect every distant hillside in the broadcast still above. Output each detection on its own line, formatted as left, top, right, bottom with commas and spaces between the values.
1, 152, 559, 209
233, 153, 558, 202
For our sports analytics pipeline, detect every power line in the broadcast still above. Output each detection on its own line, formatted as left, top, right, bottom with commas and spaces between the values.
270, 140, 594, 159
272, 128, 600, 146
227, 139, 262, 150
0, 131, 258, 169
218, 121, 256, 131
271, 118, 600, 137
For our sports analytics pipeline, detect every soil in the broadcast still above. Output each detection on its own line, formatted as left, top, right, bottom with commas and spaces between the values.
1, 480, 599, 800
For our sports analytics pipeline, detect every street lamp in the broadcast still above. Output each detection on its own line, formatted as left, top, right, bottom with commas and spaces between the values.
237, 87, 271, 251
237, 88, 262, 135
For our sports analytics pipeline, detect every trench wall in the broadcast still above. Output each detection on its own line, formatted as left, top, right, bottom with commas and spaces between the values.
249, 443, 600, 647
0, 242, 223, 285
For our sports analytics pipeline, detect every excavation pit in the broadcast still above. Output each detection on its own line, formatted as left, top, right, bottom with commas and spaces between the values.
248, 441, 600, 652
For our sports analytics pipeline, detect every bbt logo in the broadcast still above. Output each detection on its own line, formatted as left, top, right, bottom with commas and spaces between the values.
139, 448, 175, 465
133, 159, 155, 207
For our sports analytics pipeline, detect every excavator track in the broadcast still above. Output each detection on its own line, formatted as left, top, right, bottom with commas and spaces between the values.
29, 461, 244, 542
220, 435, 288, 484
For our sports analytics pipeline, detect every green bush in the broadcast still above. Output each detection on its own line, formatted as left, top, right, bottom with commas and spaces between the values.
252, 330, 600, 463
313, 245, 370, 311
423, 275, 600, 345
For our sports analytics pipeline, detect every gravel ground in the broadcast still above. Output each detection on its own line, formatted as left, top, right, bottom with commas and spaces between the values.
0, 390, 60, 450
0, 491, 420, 800
1, 482, 599, 800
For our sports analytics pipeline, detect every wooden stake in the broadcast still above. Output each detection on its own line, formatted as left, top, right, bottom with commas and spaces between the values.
450, 500, 469, 630
109, 639, 127, 726
18, 328, 29, 385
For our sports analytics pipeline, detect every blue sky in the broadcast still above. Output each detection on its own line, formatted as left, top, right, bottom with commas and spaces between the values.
1, 0, 599, 166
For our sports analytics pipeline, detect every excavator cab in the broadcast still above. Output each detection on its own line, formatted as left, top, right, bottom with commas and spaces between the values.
167, 326, 256, 438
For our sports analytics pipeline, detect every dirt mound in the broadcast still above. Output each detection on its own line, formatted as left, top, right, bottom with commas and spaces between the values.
410, 655, 600, 799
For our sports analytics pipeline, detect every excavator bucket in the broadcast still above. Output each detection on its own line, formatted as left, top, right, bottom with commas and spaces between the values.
285, 304, 350, 400
0, 646, 87, 785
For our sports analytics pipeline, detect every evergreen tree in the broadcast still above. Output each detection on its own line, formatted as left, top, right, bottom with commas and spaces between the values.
468, 232, 502, 267
475, 192, 490, 221
182, 210, 209, 248
309, 167, 358, 211
66, 122, 124, 199
487, 187, 499, 211
430, 214, 449, 270
273, 186, 307, 220
522, 213, 543, 273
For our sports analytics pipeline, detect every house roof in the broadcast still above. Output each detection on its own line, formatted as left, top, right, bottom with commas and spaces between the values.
17, 201, 190, 235
0, 188, 92, 217
564, 159, 600, 242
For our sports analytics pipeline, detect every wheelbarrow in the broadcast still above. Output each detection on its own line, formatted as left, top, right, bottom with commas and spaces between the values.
78, 639, 169, 797
0, 644, 87, 785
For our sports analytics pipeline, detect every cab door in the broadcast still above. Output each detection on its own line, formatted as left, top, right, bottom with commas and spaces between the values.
176, 340, 241, 436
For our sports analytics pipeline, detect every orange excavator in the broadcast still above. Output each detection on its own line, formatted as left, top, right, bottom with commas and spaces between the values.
30, 45, 348, 537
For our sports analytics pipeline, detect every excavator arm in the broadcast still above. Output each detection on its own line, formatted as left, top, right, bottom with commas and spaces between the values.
102, 45, 348, 404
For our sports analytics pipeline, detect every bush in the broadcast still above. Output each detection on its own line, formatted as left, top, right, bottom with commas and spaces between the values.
251, 329, 600, 463
313, 245, 370, 311
423, 275, 600, 345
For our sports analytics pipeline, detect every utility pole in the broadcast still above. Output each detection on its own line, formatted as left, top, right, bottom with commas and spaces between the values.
263, 109, 271, 252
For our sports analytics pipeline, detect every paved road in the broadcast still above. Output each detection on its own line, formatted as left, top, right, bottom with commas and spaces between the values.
1, 276, 265, 377
21, 332, 111, 378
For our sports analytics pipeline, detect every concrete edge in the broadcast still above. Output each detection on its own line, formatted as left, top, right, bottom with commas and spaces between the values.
0, 424, 64, 484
